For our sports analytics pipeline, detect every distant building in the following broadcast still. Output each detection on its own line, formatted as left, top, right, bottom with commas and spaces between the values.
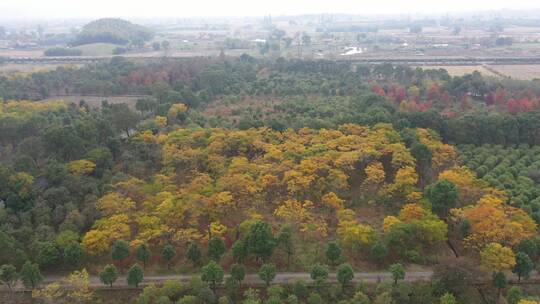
341, 46, 363, 56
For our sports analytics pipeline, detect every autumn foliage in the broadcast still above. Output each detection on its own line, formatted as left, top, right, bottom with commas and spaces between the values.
82, 123, 443, 255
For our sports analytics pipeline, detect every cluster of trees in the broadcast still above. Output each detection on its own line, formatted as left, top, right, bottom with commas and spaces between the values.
1, 57, 540, 145
0, 100, 147, 271
0, 97, 462, 280
0, 261, 43, 292
81, 124, 456, 269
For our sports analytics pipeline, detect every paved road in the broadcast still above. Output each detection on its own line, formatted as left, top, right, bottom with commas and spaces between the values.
5, 271, 433, 291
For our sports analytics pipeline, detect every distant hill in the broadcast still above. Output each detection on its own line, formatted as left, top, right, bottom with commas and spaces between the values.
71, 18, 153, 46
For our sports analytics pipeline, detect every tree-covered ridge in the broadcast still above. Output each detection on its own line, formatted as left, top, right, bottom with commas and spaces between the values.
71, 18, 154, 46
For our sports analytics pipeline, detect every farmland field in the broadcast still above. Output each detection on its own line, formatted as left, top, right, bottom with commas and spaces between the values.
420, 65, 500, 77
488, 65, 540, 80
74, 43, 123, 56
421, 64, 540, 80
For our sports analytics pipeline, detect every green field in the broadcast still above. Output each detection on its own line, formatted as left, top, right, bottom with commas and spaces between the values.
74, 43, 123, 56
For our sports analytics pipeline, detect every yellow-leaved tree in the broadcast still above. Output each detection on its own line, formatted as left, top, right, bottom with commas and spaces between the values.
480, 243, 516, 272
452, 194, 537, 249
337, 209, 375, 250
67, 160, 96, 176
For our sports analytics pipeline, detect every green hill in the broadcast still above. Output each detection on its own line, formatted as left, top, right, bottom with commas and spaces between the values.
72, 18, 153, 46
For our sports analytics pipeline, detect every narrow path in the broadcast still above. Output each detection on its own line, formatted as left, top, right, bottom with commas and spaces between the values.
6, 271, 434, 291
6, 270, 540, 291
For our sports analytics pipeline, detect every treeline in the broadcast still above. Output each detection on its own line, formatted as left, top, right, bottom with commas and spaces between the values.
44, 47, 82, 57
1, 57, 539, 145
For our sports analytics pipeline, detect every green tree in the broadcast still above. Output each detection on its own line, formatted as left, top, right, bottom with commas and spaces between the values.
55, 230, 79, 249
307, 293, 323, 304
232, 240, 248, 263
351, 291, 370, 304
110, 103, 140, 137
198, 287, 216, 304
326, 241, 342, 266
293, 280, 308, 299
370, 242, 388, 265
425, 179, 458, 217
127, 264, 144, 288
230, 263, 246, 283
201, 260, 224, 293
411, 142, 432, 183
225, 277, 240, 303
310, 264, 329, 290
111, 240, 130, 269
63, 242, 84, 267
374, 291, 394, 304
20, 261, 43, 289
278, 225, 294, 268
156, 296, 171, 304
161, 244, 176, 269
432, 259, 476, 299
245, 221, 276, 263
0, 264, 18, 292
512, 252, 533, 282
36, 241, 60, 268
286, 294, 299, 304
517, 239, 538, 260
186, 242, 202, 267
507, 286, 522, 304
99, 264, 119, 287
207, 237, 225, 261
389, 263, 405, 285
337, 263, 354, 287
0, 231, 24, 266
440, 293, 457, 304
136, 243, 151, 269
258, 263, 277, 287
492, 271, 507, 299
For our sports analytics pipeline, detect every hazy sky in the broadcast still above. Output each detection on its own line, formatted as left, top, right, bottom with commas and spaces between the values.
1, 0, 540, 19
